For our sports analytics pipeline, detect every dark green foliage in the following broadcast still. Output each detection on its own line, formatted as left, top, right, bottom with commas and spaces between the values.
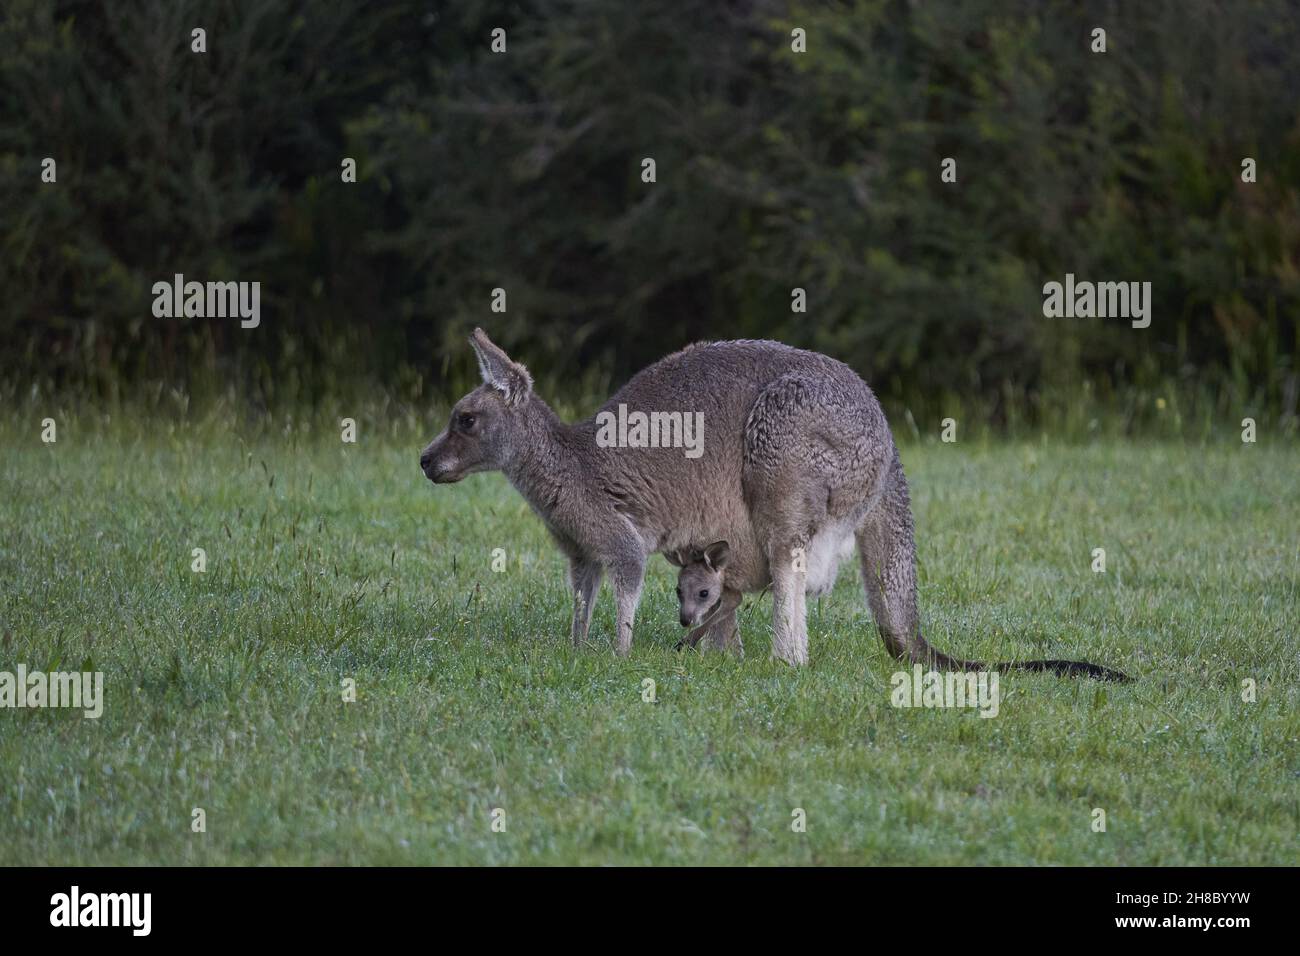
2, 0, 1298, 426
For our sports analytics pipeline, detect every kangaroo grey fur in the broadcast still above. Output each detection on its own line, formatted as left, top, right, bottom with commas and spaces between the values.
421, 329, 1128, 680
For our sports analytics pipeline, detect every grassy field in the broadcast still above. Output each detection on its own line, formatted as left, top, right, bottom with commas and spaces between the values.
1, 410, 1296, 865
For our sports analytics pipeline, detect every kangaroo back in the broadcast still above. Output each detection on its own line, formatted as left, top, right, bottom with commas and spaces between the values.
586, 340, 852, 555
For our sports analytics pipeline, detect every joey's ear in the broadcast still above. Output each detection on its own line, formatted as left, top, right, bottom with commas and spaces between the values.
665, 546, 696, 567
469, 328, 533, 407
702, 541, 730, 571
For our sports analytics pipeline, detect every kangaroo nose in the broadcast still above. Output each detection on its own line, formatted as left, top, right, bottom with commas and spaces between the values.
680, 613, 691, 628
419, 451, 432, 471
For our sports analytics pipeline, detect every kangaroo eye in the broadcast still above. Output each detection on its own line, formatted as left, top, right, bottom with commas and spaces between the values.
458, 413, 476, 430
698, 589, 709, 600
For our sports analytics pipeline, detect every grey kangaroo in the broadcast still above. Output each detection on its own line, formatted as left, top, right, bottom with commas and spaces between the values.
421, 329, 1128, 680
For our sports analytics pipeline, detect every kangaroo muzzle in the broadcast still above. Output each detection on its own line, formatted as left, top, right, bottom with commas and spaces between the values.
681, 593, 722, 630
420, 434, 461, 483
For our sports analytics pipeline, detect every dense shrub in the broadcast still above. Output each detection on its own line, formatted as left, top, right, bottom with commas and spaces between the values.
2, 0, 1297, 425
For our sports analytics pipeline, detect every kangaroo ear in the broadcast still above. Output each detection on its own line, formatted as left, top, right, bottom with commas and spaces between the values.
664, 549, 685, 568
469, 328, 533, 407
702, 540, 730, 571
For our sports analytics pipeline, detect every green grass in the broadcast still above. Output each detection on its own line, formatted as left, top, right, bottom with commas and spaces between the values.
0, 411, 1296, 865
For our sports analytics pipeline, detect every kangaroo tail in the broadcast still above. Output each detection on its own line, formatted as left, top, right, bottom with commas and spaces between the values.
861, 450, 1131, 685
923, 647, 1130, 683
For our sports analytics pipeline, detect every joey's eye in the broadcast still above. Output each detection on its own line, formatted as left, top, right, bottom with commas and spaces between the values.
458, 413, 476, 430
698, 589, 709, 600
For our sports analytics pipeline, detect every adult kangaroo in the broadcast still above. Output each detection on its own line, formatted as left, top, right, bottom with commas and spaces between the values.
420, 329, 1127, 680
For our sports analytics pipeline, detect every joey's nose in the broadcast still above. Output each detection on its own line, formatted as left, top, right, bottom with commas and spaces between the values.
680, 613, 692, 628
419, 451, 432, 471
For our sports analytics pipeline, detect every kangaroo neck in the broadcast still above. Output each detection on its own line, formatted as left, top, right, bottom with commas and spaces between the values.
500, 396, 580, 513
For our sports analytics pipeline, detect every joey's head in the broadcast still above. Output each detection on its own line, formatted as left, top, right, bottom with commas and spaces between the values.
420, 329, 535, 483
666, 541, 730, 628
